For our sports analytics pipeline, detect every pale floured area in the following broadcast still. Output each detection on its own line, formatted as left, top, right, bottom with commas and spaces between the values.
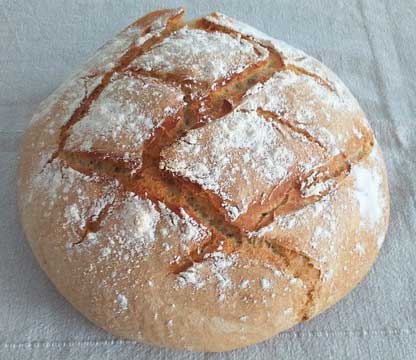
22, 8, 186, 185
19, 157, 120, 248
161, 62, 372, 226
21, 75, 103, 184
64, 73, 184, 169
161, 110, 297, 221
353, 145, 389, 250
248, 143, 389, 312
29, 8, 184, 128
76, 8, 184, 78
351, 146, 388, 239
239, 69, 370, 156
204, 12, 359, 103
29, 76, 103, 128
69, 192, 210, 261
16, 7, 390, 353
132, 26, 268, 85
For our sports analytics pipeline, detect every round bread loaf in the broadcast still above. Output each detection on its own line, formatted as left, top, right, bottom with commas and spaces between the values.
18, 8, 390, 352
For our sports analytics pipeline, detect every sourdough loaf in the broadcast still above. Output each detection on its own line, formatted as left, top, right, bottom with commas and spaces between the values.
18, 8, 390, 352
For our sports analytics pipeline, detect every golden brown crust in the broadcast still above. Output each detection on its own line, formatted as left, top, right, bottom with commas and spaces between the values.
18, 8, 390, 352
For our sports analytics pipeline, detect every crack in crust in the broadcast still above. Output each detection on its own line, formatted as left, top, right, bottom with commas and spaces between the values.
49, 11, 185, 164
74, 200, 115, 246
263, 241, 321, 320
58, 18, 284, 249
283, 64, 336, 93
195, 17, 337, 94
257, 108, 327, 150
247, 108, 374, 231
40, 11, 372, 323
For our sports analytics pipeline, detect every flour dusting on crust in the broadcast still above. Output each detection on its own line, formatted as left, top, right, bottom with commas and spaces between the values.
70, 192, 210, 264
351, 146, 386, 230
175, 251, 239, 301
30, 8, 183, 127
133, 27, 268, 84
64, 73, 184, 168
75, 8, 184, 78
19, 10, 390, 349
240, 69, 364, 156
161, 110, 294, 220
205, 12, 359, 103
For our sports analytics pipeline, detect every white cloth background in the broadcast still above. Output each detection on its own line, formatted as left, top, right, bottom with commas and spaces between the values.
1, 0, 415, 359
